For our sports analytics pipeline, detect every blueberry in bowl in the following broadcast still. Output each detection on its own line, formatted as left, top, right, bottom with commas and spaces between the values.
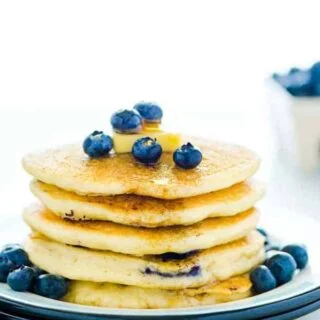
264, 252, 297, 285
133, 102, 163, 123
173, 143, 202, 169
111, 109, 143, 134
83, 131, 113, 158
132, 137, 162, 165
282, 244, 308, 269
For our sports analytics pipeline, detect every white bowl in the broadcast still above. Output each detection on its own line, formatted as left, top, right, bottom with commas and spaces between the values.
266, 78, 320, 171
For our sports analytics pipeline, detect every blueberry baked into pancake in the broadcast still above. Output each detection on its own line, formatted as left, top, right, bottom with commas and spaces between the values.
0, 102, 309, 308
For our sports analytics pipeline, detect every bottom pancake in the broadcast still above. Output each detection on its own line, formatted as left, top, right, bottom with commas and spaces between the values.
24, 231, 264, 290
63, 275, 252, 309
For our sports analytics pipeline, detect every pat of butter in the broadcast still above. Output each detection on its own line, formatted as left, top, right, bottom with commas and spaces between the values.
113, 130, 182, 153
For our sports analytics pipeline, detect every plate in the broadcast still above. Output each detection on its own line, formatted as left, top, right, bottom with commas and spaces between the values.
0, 206, 319, 319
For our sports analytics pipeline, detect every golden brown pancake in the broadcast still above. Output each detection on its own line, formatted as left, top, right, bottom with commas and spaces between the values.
63, 275, 253, 308
22, 137, 260, 199
24, 231, 264, 289
23, 203, 260, 255
30, 179, 265, 227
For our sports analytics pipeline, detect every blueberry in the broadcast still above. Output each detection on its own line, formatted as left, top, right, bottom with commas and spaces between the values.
282, 244, 308, 269
111, 109, 142, 133
32, 267, 47, 278
3, 247, 30, 268
1, 244, 22, 253
256, 228, 269, 245
83, 131, 113, 158
0, 254, 14, 282
284, 71, 312, 97
310, 61, 320, 83
133, 102, 163, 123
132, 137, 162, 165
265, 252, 297, 285
7, 266, 35, 292
173, 143, 202, 169
289, 67, 301, 74
34, 274, 69, 299
250, 265, 277, 294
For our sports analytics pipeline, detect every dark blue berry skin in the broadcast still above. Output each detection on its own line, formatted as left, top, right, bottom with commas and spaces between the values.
256, 228, 269, 246
7, 266, 35, 292
132, 137, 162, 165
32, 267, 47, 278
173, 143, 202, 169
282, 244, 308, 269
34, 274, 69, 300
133, 102, 163, 123
1, 244, 22, 253
111, 109, 142, 133
250, 265, 277, 294
83, 131, 113, 158
0, 254, 14, 282
3, 247, 31, 268
265, 252, 297, 285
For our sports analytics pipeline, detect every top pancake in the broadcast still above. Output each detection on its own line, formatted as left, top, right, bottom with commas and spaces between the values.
22, 137, 260, 199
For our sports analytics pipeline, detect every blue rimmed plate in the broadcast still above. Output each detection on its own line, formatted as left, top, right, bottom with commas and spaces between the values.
0, 206, 319, 319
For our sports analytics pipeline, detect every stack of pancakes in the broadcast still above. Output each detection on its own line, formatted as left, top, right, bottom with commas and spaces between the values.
22, 137, 266, 308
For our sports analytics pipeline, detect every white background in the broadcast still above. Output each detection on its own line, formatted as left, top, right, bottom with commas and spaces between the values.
1, 1, 320, 318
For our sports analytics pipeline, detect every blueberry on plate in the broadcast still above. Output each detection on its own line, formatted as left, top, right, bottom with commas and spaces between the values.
256, 227, 269, 246
32, 267, 47, 278
133, 102, 163, 123
173, 143, 202, 169
3, 246, 30, 268
34, 274, 69, 300
1, 244, 22, 253
83, 131, 113, 158
282, 244, 308, 269
0, 254, 14, 282
250, 265, 277, 294
111, 109, 142, 133
265, 252, 297, 285
7, 266, 35, 292
132, 137, 162, 165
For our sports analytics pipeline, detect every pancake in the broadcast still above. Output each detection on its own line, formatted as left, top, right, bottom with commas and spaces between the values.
23, 203, 260, 255
24, 231, 264, 289
30, 179, 265, 227
22, 137, 260, 199
63, 275, 253, 308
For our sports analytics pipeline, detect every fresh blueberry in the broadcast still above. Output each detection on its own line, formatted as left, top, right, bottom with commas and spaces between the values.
256, 228, 269, 245
284, 71, 312, 97
3, 247, 30, 268
173, 143, 202, 169
250, 265, 277, 294
1, 244, 22, 253
289, 67, 301, 74
83, 131, 113, 158
0, 254, 14, 282
7, 266, 35, 292
111, 109, 142, 133
310, 61, 320, 83
32, 267, 47, 278
34, 274, 69, 299
265, 252, 297, 285
132, 137, 162, 165
133, 102, 163, 123
282, 244, 308, 269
